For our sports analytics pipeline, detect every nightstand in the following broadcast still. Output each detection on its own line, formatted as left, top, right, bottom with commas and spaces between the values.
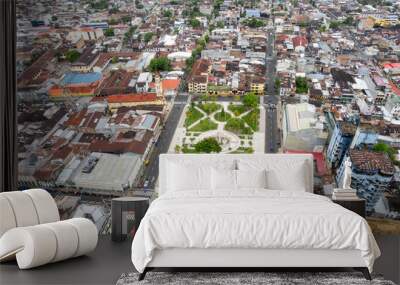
111, 197, 149, 242
332, 197, 366, 218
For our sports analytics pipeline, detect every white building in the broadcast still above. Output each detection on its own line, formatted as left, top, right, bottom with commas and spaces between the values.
136, 72, 153, 92
72, 153, 142, 193
282, 103, 327, 152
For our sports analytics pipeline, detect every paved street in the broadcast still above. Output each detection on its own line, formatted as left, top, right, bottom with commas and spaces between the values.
140, 95, 189, 189
264, 27, 280, 153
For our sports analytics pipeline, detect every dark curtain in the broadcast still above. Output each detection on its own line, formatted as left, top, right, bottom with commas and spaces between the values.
0, 0, 17, 192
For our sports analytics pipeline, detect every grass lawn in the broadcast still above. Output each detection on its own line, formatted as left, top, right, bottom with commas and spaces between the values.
242, 108, 260, 131
198, 102, 221, 114
189, 118, 218, 132
224, 118, 253, 135
228, 103, 250, 116
184, 107, 203, 127
214, 110, 231, 122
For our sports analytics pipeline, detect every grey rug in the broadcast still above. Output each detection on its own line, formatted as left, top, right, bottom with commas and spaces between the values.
116, 272, 396, 285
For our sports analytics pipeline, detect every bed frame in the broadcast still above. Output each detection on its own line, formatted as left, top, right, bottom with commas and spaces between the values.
137, 154, 372, 281
138, 248, 371, 281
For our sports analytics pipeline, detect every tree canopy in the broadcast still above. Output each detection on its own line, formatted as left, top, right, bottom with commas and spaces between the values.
163, 10, 173, 18
295, 77, 309, 94
104, 28, 115, 37
143, 32, 154, 43
243, 17, 265, 28
194, 137, 222, 153
65, 50, 80, 63
242, 92, 259, 108
373, 143, 396, 161
148, 57, 172, 72
189, 18, 201, 28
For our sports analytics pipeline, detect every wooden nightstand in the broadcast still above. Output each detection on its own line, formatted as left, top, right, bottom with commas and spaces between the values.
332, 197, 366, 218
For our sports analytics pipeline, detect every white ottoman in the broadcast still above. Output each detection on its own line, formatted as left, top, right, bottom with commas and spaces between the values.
0, 218, 98, 269
0, 189, 98, 269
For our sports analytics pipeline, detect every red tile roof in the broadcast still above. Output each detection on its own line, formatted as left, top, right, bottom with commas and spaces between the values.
383, 63, 400, 69
389, 81, 400, 96
162, 79, 181, 90
292, 36, 308, 47
349, 149, 395, 176
107, 93, 158, 103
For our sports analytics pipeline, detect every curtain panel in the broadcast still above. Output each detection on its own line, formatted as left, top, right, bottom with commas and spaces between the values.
0, 0, 17, 192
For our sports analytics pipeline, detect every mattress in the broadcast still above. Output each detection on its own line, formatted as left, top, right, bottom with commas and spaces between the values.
131, 190, 380, 273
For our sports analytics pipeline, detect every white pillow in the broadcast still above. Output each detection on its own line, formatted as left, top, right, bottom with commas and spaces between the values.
266, 164, 307, 191
237, 159, 309, 191
236, 169, 267, 189
212, 168, 237, 190
167, 163, 211, 191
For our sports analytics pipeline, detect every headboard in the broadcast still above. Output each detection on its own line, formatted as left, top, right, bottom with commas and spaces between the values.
159, 154, 314, 195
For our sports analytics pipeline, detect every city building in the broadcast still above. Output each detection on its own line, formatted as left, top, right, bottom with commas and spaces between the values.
282, 103, 328, 152
326, 122, 357, 168
71, 152, 142, 193
336, 150, 395, 213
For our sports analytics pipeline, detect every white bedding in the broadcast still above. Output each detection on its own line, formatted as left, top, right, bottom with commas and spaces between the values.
131, 190, 380, 273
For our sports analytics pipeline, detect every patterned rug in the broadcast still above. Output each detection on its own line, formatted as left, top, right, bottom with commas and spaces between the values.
116, 271, 396, 285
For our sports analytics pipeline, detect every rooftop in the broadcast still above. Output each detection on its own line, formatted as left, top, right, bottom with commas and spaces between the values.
72, 152, 142, 192
61, 72, 102, 86
338, 121, 357, 136
349, 149, 395, 176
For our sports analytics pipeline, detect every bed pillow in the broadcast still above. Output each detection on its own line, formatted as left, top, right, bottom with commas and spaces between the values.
237, 158, 309, 191
236, 169, 267, 189
167, 163, 212, 191
266, 163, 307, 192
212, 168, 237, 191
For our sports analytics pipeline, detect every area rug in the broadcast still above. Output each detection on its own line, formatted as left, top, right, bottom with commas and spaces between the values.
116, 271, 396, 285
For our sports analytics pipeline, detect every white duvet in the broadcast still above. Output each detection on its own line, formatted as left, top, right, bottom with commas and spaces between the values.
131, 190, 380, 273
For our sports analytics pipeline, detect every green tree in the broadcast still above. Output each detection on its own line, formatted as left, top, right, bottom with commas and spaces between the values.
51, 16, 58, 21
194, 137, 222, 153
143, 32, 154, 42
189, 18, 201, 28
163, 10, 173, 18
295, 77, 309, 94
329, 21, 341, 30
148, 56, 172, 72
90, 0, 108, 10
65, 50, 80, 63
216, 21, 224, 28
373, 143, 396, 161
111, 56, 118, 64
242, 92, 259, 108
343, 16, 354, 26
104, 28, 115, 37
185, 56, 195, 69
243, 17, 265, 28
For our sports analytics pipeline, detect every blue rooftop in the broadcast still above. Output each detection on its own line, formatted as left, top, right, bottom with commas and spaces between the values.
140, 115, 157, 130
246, 9, 261, 18
61, 72, 102, 85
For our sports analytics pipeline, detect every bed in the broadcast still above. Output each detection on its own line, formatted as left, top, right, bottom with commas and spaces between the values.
131, 154, 380, 280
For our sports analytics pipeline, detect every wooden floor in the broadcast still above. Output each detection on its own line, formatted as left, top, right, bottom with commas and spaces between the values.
1, 235, 398, 285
